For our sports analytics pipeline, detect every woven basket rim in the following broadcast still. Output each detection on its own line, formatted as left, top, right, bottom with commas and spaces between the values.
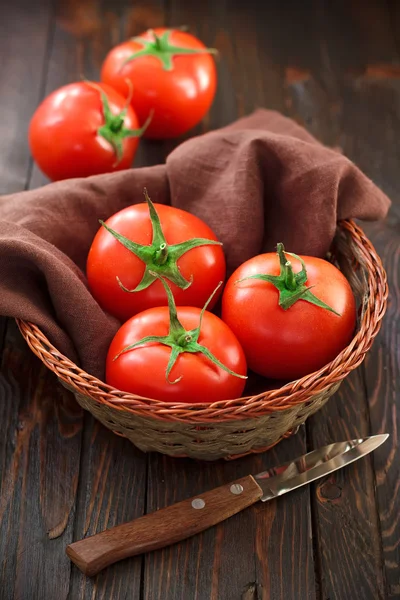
16, 220, 388, 423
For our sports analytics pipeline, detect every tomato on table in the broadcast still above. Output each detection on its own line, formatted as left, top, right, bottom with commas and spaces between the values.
222, 244, 356, 381
29, 81, 148, 181
87, 189, 226, 321
101, 27, 217, 139
106, 277, 247, 403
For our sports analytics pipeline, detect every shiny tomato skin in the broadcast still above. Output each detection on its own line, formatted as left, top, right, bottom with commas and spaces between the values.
29, 82, 140, 181
106, 307, 247, 403
87, 203, 226, 321
221, 253, 356, 381
101, 28, 217, 139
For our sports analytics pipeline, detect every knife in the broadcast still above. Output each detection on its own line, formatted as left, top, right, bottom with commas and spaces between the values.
66, 434, 388, 576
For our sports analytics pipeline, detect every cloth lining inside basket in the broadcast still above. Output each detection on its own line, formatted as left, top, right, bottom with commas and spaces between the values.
0, 109, 390, 379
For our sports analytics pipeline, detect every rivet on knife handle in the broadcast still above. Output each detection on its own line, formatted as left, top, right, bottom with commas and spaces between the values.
66, 475, 263, 576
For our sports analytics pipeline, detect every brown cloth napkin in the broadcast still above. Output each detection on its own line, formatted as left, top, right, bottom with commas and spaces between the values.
0, 110, 390, 379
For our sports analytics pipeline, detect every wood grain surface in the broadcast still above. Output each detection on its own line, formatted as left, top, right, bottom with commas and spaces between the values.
0, 0, 399, 599
283, 2, 399, 598
143, 433, 317, 600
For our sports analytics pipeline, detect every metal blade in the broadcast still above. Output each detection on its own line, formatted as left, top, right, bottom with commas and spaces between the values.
255, 434, 389, 501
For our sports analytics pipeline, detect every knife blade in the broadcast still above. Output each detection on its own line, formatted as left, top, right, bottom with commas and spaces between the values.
255, 434, 388, 500
67, 434, 388, 576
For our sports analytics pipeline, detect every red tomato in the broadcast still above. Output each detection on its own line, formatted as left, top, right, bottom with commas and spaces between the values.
101, 28, 217, 139
87, 201, 226, 321
222, 250, 356, 381
106, 306, 247, 403
29, 82, 145, 181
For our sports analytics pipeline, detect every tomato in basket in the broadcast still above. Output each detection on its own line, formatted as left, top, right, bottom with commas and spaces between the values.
101, 27, 217, 139
87, 189, 226, 321
221, 244, 356, 381
29, 81, 149, 181
106, 275, 247, 403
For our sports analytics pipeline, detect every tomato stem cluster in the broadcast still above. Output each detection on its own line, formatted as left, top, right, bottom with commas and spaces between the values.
100, 188, 222, 293
88, 81, 152, 163
151, 31, 166, 53
114, 274, 247, 384
123, 29, 218, 72
237, 243, 340, 315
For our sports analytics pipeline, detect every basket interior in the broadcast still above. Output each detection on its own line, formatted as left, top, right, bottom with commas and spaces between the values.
16, 220, 388, 423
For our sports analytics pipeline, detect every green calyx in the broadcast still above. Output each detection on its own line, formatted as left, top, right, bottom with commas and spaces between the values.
123, 28, 218, 71
237, 243, 341, 315
100, 188, 222, 293
89, 81, 152, 164
114, 274, 247, 385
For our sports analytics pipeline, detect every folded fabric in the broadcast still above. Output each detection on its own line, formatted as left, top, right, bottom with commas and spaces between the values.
0, 109, 390, 379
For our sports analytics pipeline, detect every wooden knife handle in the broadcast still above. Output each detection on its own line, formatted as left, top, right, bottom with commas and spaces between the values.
66, 475, 263, 576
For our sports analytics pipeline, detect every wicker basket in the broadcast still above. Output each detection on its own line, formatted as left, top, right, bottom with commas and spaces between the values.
17, 220, 387, 460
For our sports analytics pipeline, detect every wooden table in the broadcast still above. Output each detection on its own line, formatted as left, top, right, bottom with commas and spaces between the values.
0, 1, 399, 599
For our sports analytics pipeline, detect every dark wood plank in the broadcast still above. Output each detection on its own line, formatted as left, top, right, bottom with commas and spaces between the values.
0, 2, 86, 599
143, 2, 317, 599
253, 435, 317, 600
307, 373, 386, 600
66, 419, 147, 599
0, 318, 6, 356
322, 2, 400, 597
143, 454, 260, 600
0, 1, 161, 598
144, 433, 315, 600
0, 321, 83, 600
332, 7, 400, 594
26, 1, 162, 599
387, 0, 400, 58
284, 1, 399, 598
362, 219, 400, 599
0, 0, 53, 194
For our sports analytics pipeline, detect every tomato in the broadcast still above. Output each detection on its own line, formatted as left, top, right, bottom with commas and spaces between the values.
106, 304, 247, 403
87, 191, 226, 321
221, 245, 356, 381
101, 28, 217, 139
29, 81, 147, 181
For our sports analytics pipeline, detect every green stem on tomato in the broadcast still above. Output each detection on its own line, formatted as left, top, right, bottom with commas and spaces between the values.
85, 79, 152, 164
122, 28, 218, 71
114, 274, 247, 385
236, 243, 341, 315
149, 30, 164, 52
154, 242, 169, 265
100, 188, 222, 293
